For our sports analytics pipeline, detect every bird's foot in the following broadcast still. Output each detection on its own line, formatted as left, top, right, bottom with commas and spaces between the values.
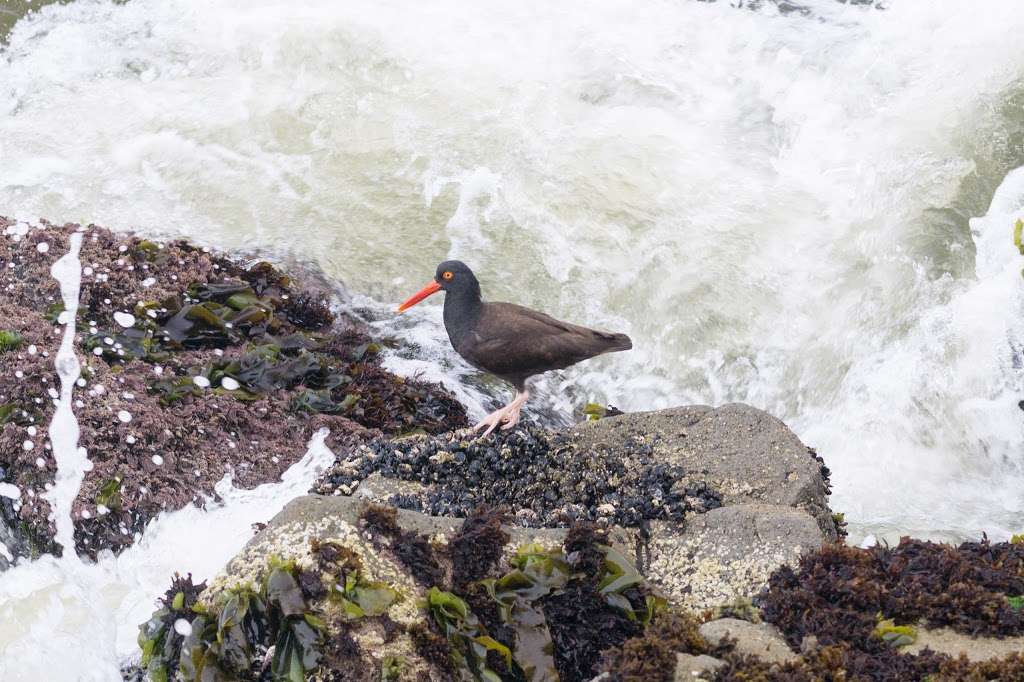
473, 390, 529, 438
499, 402, 524, 431
473, 405, 514, 438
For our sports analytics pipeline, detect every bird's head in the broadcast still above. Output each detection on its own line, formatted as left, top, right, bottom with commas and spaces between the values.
397, 260, 479, 312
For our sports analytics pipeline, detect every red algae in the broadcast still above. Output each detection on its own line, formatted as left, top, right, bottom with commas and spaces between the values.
0, 218, 467, 560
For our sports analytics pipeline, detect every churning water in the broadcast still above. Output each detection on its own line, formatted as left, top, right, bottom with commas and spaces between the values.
1, 0, 1024, 677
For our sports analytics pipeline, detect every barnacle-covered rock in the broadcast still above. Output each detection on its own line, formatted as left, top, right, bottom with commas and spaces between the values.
0, 217, 467, 563
132, 495, 676, 681
647, 504, 824, 610
698, 618, 798, 665
567, 404, 839, 538
314, 424, 722, 529
313, 406, 835, 611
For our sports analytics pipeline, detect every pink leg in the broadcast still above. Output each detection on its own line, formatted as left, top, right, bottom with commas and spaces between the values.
473, 389, 530, 437
499, 389, 529, 431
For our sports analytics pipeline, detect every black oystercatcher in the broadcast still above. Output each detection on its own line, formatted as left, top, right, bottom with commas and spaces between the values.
397, 260, 632, 436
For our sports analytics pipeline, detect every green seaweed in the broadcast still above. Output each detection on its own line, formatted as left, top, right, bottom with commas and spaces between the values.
382, 655, 404, 681
351, 342, 382, 361
135, 240, 163, 262
137, 575, 207, 682
872, 618, 917, 648
0, 330, 23, 352
139, 559, 327, 682
709, 595, 763, 624
600, 546, 665, 625
0, 403, 34, 426
148, 341, 366, 415
467, 542, 664, 680
330, 566, 403, 619
425, 587, 509, 682
479, 544, 568, 680
84, 328, 165, 363
95, 476, 123, 511
45, 302, 65, 324
85, 277, 289, 365
70, 261, 464, 433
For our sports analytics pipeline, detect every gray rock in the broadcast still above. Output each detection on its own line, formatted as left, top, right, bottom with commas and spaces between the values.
321, 403, 836, 612
800, 634, 820, 655
205, 494, 601, 680
215, 493, 584, 591
646, 504, 824, 611
253, 495, 822, 618
674, 653, 727, 679
0, 521, 20, 571
905, 627, 1024, 662
569, 403, 837, 538
699, 618, 798, 664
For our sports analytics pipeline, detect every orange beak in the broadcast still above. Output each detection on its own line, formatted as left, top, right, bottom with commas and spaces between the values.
397, 280, 442, 313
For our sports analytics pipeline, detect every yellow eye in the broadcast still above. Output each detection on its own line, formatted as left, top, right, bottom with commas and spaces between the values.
442, 271, 454, 281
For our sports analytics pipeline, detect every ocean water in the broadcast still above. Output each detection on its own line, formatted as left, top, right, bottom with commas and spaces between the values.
1, 0, 1024, 677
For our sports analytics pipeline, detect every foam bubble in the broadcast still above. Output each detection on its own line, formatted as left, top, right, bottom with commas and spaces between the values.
113, 312, 136, 328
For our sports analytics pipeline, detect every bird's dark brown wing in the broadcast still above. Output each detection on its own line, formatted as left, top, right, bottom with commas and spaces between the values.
457, 302, 631, 386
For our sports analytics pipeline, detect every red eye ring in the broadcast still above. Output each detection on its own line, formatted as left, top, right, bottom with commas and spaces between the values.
442, 271, 454, 281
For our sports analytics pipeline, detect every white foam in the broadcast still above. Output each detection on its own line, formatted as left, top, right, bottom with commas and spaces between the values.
113, 311, 136, 328
43, 232, 85, 558
0, 429, 335, 681
0, 0, 1022, 555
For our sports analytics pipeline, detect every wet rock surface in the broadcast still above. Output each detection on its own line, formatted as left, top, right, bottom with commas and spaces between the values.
7, 219, 1018, 680
567, 404, 839, 538
698, 618, 798, 665
731, 537, 1024, 680
312, 405, 834, 610
906, 627, 1024, 662
673, 653, 726, 679
178, 495, 1022, 681
646, 504, 824, 610
132, 495, 666, 682
0, 217, 466, 563
314, 424, 723, 529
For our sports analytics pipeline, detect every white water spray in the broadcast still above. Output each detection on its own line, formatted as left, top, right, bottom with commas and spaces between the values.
42, 231, 85, 558
0, 429, 335, 681
0, 9, 1022, 679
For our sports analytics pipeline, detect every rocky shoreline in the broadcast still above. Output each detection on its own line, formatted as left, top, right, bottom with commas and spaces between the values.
1, 219, 1022, 680
0, 218, 465, 566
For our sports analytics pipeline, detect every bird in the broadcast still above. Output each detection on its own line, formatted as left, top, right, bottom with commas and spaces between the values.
397, 260, 632, 436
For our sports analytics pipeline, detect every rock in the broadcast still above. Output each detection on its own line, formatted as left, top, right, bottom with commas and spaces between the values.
202, 496, 457, 679
674, 653, 727, 679
314, 403, 835, 612
187, 494, 642, 681
569, 403, 837, 538
332, 463, 825, 614
352, 471, 430, 501
646, 504, 824, 610
219, 493, 578, 582
0, 218, 467, 565
699, 617, 799, 665
800, 634, 819, 655
905, 627, 1024, 662
315, 423, 724, 529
